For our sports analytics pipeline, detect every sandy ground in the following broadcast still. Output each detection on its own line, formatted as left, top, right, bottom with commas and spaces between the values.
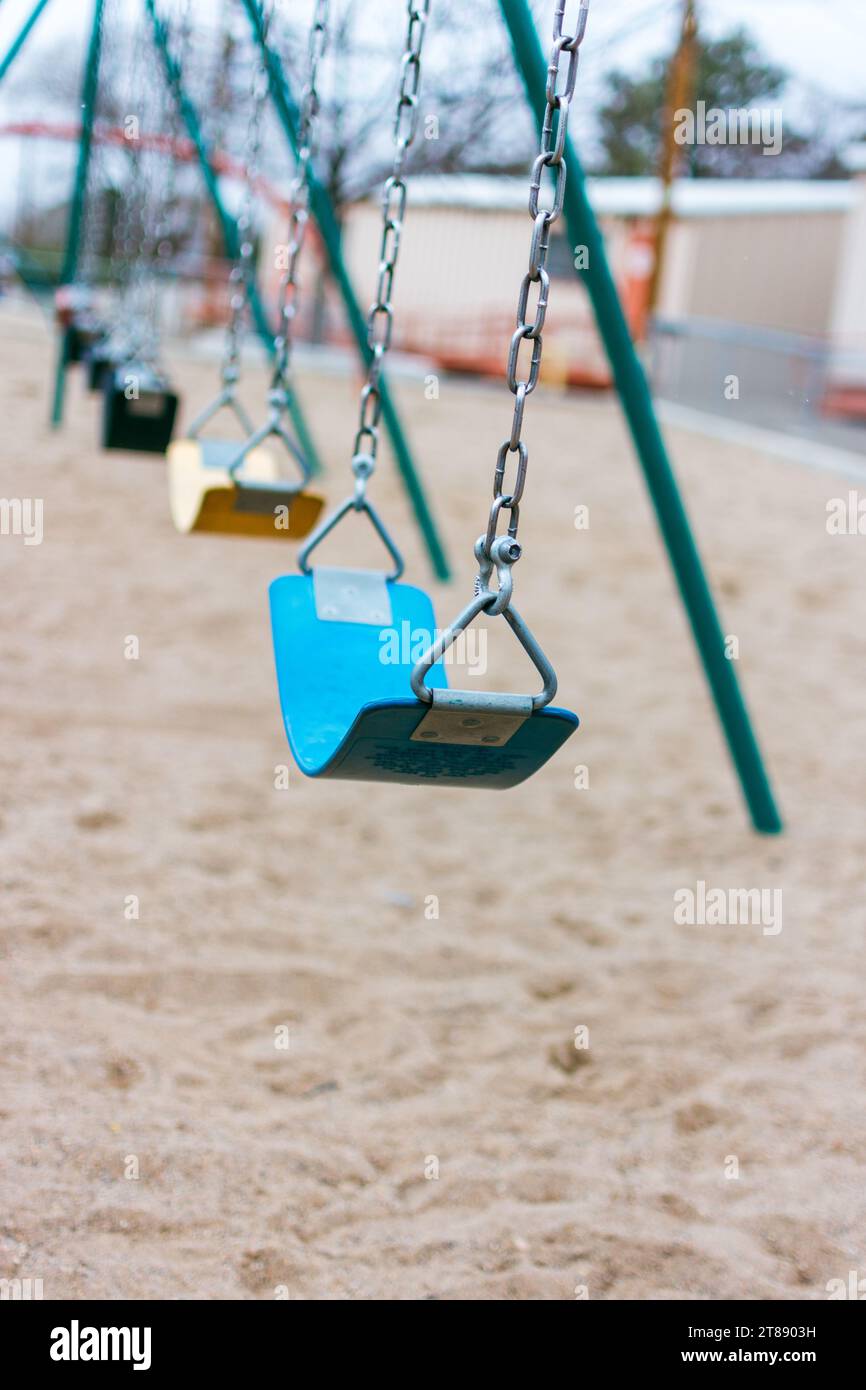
1, 307, 865, 1301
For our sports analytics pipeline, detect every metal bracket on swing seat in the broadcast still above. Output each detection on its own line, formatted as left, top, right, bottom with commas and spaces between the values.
313, 566, 392, 626
411, 689, 531, 747
232, 480, 303, 516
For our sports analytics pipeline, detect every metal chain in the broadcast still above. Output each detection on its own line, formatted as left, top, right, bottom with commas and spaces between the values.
80, 0, 111, 288
477, 0, 590, 592
135, 10, 174, 369
348, 0, 431, 501
221, 0, 275, 391
116, 20, 145, 289
91, 0, 134, 344
139, 0, 193, 372
153, 0, 191, 284
269, 0, 330, 409
114, 10, 153, 362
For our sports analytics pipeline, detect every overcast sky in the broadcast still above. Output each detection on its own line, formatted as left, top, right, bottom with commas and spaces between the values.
585, 0, 865, 103
1, 0, 860, 97
0, 0, 863, 227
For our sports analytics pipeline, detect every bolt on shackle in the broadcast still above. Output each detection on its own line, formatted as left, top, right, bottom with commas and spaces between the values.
474, 533, 521, 615
351, 452, 376, 505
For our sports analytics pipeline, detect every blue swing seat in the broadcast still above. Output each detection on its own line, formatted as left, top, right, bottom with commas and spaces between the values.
269, 571, 578, 788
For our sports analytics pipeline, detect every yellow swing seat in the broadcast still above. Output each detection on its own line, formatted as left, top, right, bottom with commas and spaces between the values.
167, 437, 325, 539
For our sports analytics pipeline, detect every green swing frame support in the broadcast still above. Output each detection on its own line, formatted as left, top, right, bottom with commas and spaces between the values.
241, 0, 451, 582
0, 0, 52, 84
49, 0, 104, 427
499, 0, 781, 833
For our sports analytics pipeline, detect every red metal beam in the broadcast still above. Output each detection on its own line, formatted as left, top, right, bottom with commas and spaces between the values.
0, 120, 290, 209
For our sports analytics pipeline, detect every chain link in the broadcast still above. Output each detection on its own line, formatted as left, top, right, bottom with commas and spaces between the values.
269, 0, 330, 407
349, 0, 431, 498
480, 0, 590, 577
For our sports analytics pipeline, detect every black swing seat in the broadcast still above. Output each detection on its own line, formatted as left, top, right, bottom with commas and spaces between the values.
102, 362, 179, 454
269, 569, 578, 789
65, 318, 103, 365
85, 340, 118, 392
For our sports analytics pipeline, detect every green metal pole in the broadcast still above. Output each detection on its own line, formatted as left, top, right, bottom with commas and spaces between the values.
241, 0, 451, 582
500, 0, 782, 833
51, 0, 103, 428
144, 0, 321, 474
60, 1, 103, 286
0, 0, 52, 85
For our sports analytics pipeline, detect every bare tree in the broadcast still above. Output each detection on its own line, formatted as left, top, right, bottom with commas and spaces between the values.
271, 0, 534, 214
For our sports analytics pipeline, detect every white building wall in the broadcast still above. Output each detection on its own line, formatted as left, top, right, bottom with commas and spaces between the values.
828, 173, 866, 357
264, 180, 861, 370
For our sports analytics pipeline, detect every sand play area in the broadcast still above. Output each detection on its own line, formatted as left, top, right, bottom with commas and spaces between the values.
1, 306, 864, 1300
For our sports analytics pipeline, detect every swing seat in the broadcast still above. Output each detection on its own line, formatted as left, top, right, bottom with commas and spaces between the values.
102, 365, 179, 454
167, 438, 325, 539
86, 342, 117, 392
65, 322, 100, 365
269, 570, 579, 788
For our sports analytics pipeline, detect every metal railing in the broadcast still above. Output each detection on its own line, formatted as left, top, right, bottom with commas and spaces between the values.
649, 316, 866, 442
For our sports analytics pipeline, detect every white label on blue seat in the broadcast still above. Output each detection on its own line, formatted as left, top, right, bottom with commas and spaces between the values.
313, 566, 392, 626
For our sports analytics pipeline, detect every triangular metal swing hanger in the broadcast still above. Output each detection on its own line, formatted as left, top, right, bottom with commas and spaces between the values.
186, 386, 255, 442
409, 590, 559, 713
224, 388, 311, 486
298, 492, 405, 582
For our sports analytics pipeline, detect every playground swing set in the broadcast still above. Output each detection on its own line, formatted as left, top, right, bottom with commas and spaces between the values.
269, 0, 579, 788
56, 0, 181, 453
3, 0, 783, 823
167, 0, 324, 539
97, 17, 181, 458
